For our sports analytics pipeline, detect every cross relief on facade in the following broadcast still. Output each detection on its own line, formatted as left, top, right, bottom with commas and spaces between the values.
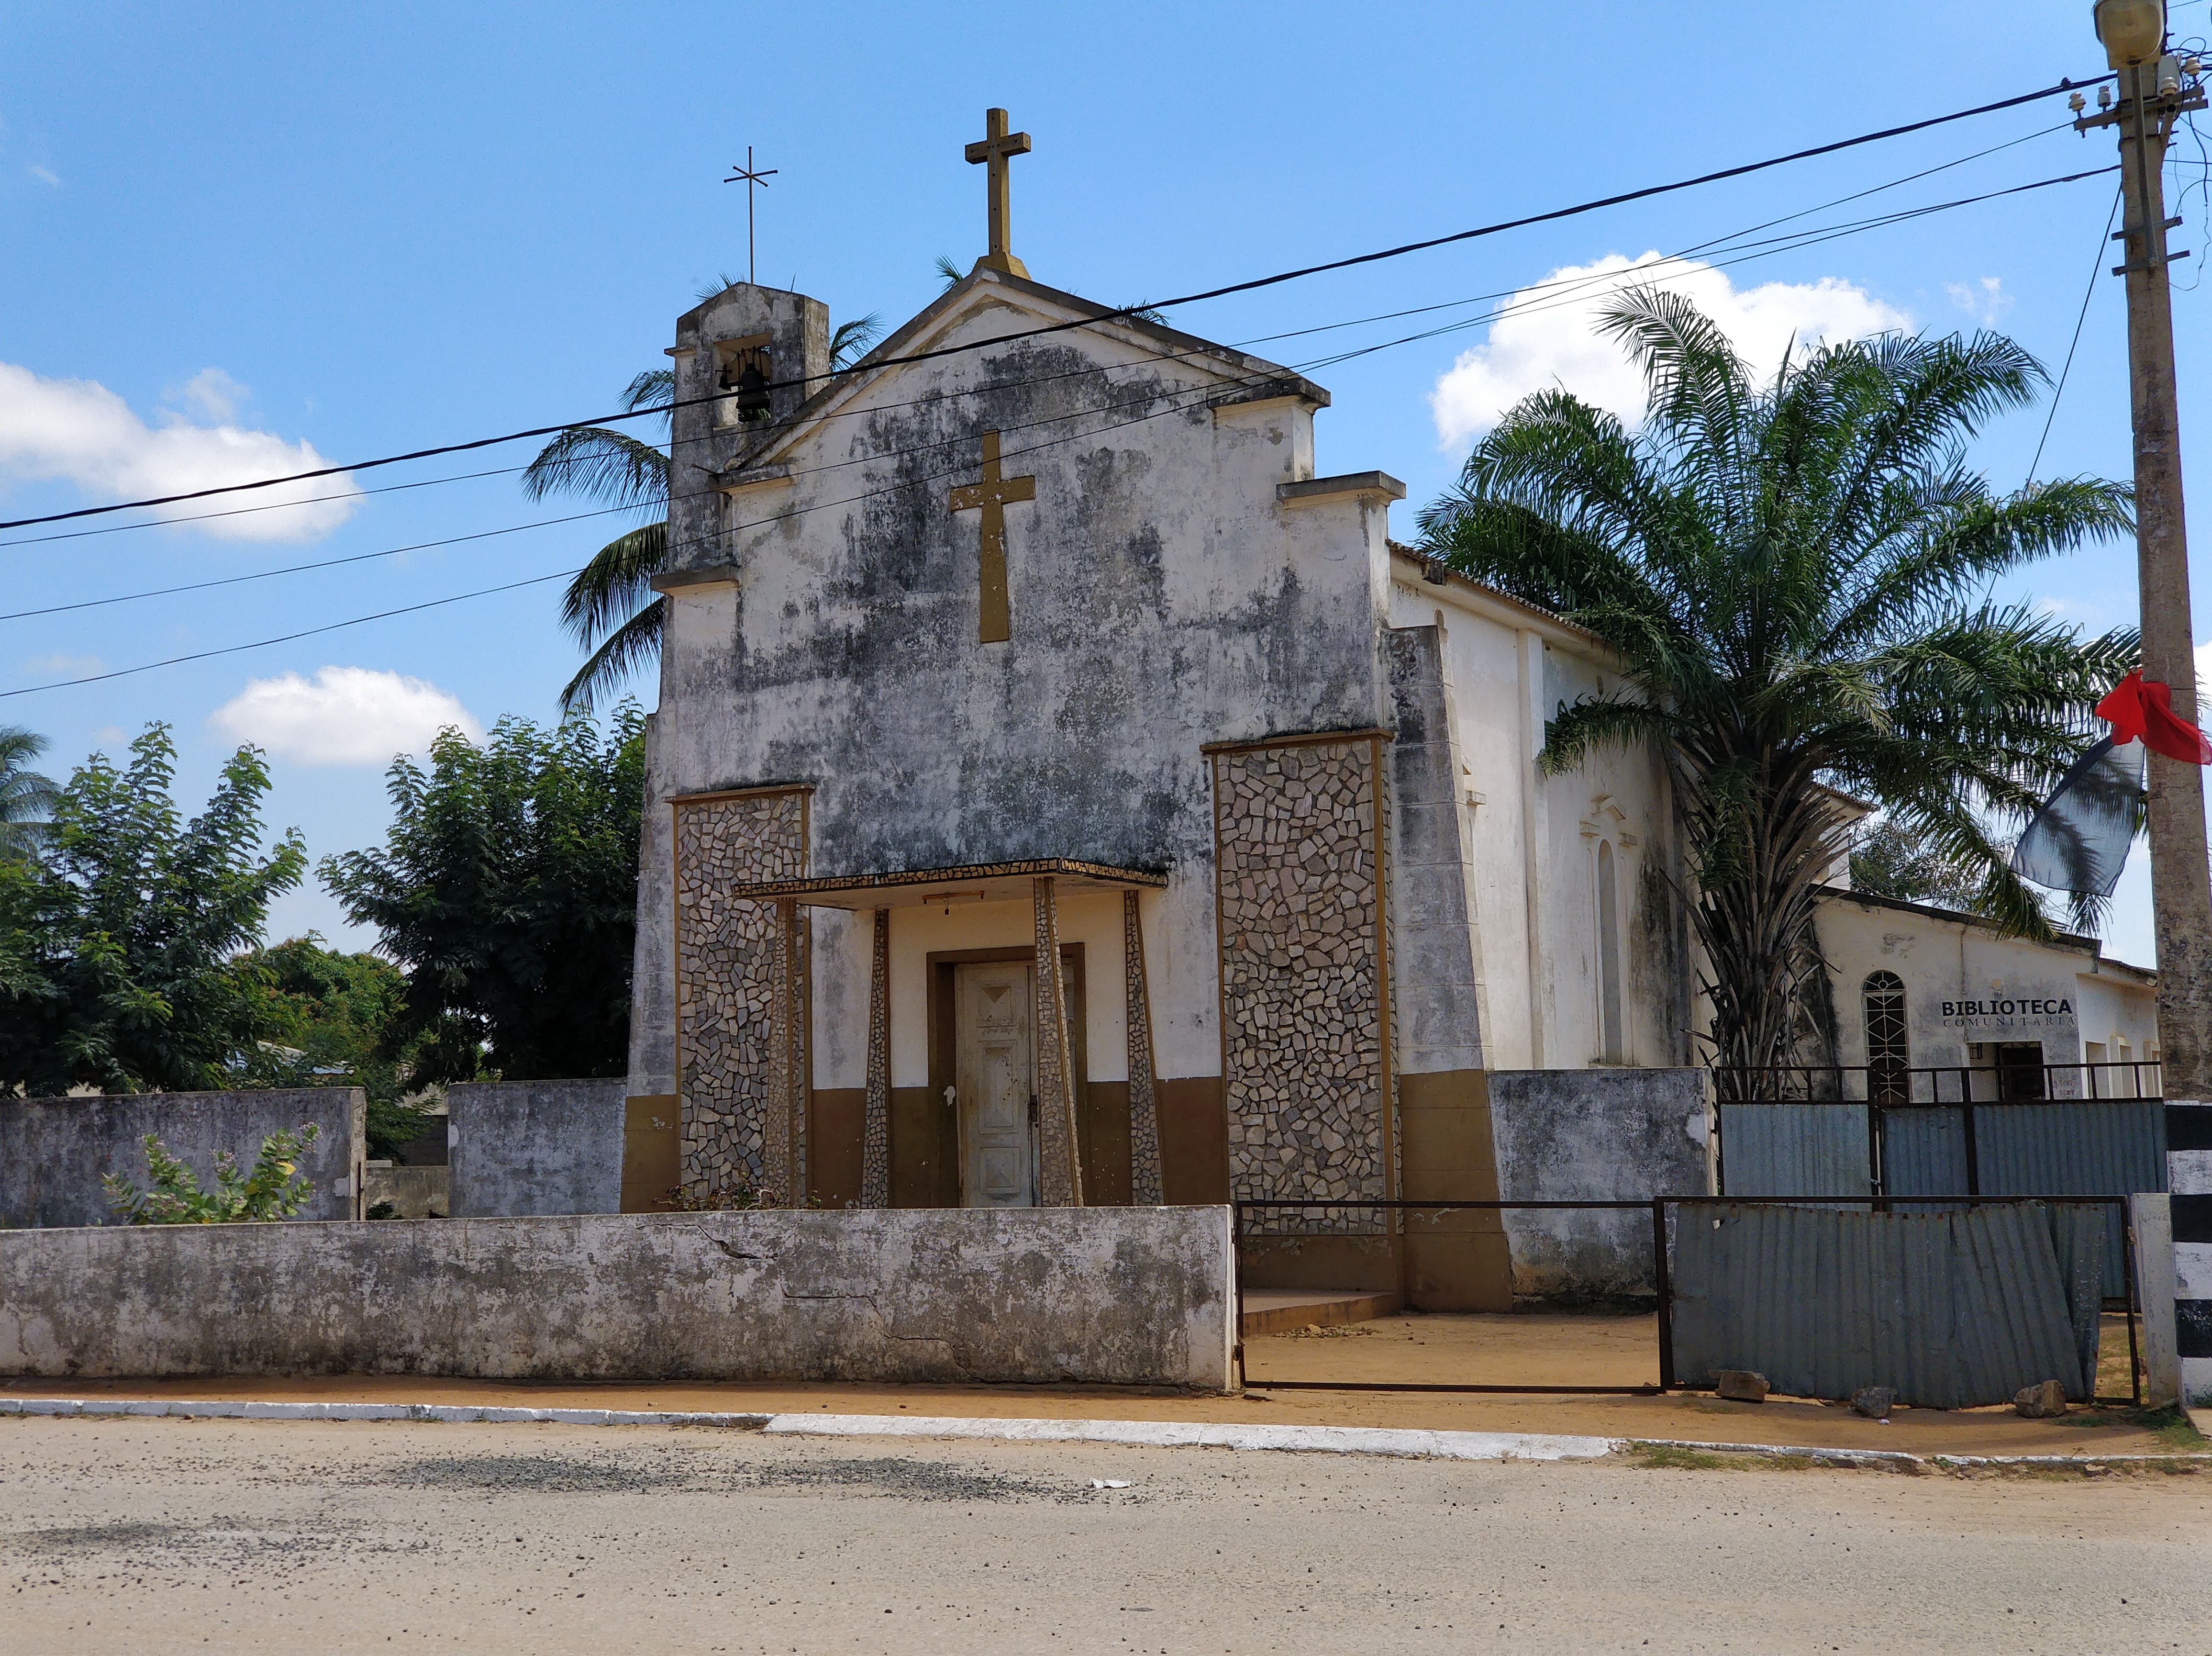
948, 429, 1035, 644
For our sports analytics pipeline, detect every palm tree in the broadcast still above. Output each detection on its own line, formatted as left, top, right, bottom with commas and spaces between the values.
529, 307, 885, 713
0, 725, 58, 858
1415, 291, 2134, 1090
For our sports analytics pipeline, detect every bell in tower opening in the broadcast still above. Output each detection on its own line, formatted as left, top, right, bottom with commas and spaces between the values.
715, 334, 774, 425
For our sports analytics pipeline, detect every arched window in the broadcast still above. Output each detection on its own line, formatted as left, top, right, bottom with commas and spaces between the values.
1863, 970, 1910, 1104
1597, 840, 1623, 1064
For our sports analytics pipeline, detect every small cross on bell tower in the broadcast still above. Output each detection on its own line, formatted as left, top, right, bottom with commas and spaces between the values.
965, 107, 1032, 279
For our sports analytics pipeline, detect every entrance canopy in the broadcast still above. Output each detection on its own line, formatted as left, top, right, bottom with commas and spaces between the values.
722, 856, 1168, 913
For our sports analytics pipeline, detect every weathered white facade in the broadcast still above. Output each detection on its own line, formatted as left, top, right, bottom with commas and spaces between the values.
1815, 886, 2160, 1097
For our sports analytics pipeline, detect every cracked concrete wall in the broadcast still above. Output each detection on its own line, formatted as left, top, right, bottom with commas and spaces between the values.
0, 1090, 366, 1229
0, 1206, 1236, 1389
634, 270, 1398, 1105
447, 1081, 625, 1219
1487, 1068, 1707, 1301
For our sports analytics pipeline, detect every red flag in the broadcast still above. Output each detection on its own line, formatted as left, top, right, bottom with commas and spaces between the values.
2094, 669, 2212, 765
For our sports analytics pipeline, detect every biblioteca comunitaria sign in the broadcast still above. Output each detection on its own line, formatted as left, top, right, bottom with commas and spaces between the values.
1938, 996, 2075, 1029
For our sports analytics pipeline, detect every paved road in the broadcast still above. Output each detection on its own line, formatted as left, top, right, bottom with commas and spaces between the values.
1, 1417, 2205, 1654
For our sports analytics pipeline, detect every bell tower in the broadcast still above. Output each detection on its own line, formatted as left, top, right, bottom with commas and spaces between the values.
664, 282, 831, 583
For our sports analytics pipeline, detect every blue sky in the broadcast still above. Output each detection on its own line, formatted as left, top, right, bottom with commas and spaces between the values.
2, 0, 2207, 963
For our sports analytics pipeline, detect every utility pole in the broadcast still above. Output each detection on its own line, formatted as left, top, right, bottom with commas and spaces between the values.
2078, 3, 2212, 1099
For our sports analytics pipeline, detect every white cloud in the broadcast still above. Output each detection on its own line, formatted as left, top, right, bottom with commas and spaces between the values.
2195, 639, 2212, 700
1945, 276, 2013, 327
26, 163, 58, 188
0, 361, 356, 541
211, 667, 480, 766
1429, 252, 1911, 450
172, 368, 248, 423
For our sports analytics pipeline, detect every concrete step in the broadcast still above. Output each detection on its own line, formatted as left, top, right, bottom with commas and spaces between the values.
1239, 1288, 1401, 1339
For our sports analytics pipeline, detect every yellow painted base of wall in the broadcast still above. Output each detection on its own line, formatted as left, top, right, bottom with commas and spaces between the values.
620, 1096, 680, 1214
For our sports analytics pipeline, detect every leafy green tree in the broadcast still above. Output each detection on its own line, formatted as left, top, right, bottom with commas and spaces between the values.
0, 725, 306, 1097
0, 725, 58, 859
1848, 817, 1990, 915
529, 307, 885, 715
1415, 292, 2134, 1089
102, 1124, 321, 1224
235, 936, 434, 1157
320, 708, 647, 1083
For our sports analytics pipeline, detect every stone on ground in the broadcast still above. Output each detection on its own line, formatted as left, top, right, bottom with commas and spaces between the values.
1850, 1386, 1895, 1420
1714, 1370, 1769, 1403
2012, 1379, 2069, 1418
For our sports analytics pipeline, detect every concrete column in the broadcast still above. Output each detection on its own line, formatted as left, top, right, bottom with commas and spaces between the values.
861, 908, 891, 1208
2170, 1102, 2212, 1404
1123, 890, 1165, 1206
2133, 1192, 2180, 1408
1032, 876, 1084, 1207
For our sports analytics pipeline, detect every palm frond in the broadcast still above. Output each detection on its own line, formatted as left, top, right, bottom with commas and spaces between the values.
830, 314, 884, 371
560, 521, 668, 647
559, 598, 666, 715
521, 425, 669, 510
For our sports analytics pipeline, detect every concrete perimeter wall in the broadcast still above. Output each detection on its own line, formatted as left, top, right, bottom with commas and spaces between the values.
1488, 1068, 1708, 1302
447, 1080, 625, 1219
0, 1206, 1236, 1390
0, 1089, 367, 1229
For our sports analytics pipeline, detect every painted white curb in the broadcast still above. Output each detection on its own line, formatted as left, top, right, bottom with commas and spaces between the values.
759, 1412, 1618, 1461
1, 1398, 2202, 1472
0, 1396, 1607, 1460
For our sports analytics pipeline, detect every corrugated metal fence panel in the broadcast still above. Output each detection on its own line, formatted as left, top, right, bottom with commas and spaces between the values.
1975, 1101, 2166, 1299
1669, 1201, 2107, 1408
1880, 1108, 1970, 1197
1717, 1105, 1870, 1197
1973, 1101, 2167, 1194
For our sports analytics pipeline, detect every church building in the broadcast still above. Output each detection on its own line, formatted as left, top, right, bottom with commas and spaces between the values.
621, 110, 1686, 1308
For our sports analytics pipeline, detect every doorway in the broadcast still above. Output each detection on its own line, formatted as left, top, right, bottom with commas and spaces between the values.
1968, 1040, 2047, 1101
921, 944, 1093, 1207
954, 961, 1037, 1207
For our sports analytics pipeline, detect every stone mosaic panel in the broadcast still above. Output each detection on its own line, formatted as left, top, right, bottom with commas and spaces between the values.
673, 789, 808, 1195
860, 906, 891, 1208
1032, 877, 1083, 1207
1212, 739, 1387, 1226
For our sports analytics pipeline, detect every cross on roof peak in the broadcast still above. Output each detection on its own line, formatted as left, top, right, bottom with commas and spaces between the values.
964, 107, 1032, 280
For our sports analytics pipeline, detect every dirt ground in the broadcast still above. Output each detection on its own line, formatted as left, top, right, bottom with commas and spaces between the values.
5, 1311, 2194, 1460
4, 1415, 2209, 1655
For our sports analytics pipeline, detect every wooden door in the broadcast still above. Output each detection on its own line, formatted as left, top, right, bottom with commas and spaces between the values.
955, 962, 1036, 1207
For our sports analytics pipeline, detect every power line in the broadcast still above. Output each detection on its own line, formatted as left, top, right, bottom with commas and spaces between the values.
0, 71, 2115, 537
2029, 187, 2126, 481
8, 163, 2110, 630
0, 370, 1281, 699
1236, 120, 2086, 354
0, 460, 542, 549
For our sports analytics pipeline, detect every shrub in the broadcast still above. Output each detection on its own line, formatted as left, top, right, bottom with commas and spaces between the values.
102, 1124, 322, 1224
